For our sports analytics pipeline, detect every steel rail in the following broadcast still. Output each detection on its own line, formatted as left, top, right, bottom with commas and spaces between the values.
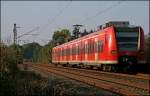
31, 64, 150, 96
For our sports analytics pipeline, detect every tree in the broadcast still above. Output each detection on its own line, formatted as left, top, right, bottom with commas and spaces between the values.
33, 40, 54, 63
0, 43, 20, 74
22, 42, 41, 62
52, 29, 70, 46
9, 44, 23, 64
32, 29, 71, 64
72, 24, 83, 39
81, 29, 89, 36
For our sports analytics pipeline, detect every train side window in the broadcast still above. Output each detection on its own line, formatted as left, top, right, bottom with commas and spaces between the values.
97, 41, 103, 52
66, 48, 67, 56
76, 45, 78, 55
67, 48, 69, 56
64, 48, 66, 56
91, 41, 94, 53
56, 50, 57, 58
73, 47, 75, 55
72, 46, 74, 55
89, 43, 91, 53
98, 41, 101, 52
62, 49, 64, 56
82, 45, 85, 54
60, 48, 62, 57
85, 43, 88, 54
70, 47, 72, 55
68, 48, 70, 56
84, 44, 86, 53
88, 43, 89, 53
58, 50, 59, 57
101, 42, 103, 52
53, 50, 54, 59
55, 50, 57, 57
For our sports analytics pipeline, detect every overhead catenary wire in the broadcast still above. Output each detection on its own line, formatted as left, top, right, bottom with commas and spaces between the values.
19, 1, 72, 44
21, 1, 122, 45
37, 1, 72, 35
80, 1, 122, 25
17, 27, 40, 39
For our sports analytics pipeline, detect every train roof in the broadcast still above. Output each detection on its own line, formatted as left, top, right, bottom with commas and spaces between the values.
53, 26, 112, 49
53, 22, 141, 49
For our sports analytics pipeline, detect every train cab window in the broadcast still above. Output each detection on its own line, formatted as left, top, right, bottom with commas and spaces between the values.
116, 27, 139, 51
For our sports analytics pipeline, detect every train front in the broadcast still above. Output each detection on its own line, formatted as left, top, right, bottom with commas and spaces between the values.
115, 26, 146, 70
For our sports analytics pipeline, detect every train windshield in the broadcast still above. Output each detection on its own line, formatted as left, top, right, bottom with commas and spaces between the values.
115, 27, 139, 51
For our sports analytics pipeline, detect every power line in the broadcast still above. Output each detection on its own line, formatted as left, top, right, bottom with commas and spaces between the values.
38, 1, 72, 35
80, 1, 122, 24
17, 27, 40, 39
25, 1, 72, 43
19, 1, 122, 45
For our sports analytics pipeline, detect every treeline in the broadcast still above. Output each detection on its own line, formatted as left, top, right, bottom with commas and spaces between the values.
0, 28, 71, 74
0, 44, 23, 74
0, 43, 54, 95
23, 29, 71, 64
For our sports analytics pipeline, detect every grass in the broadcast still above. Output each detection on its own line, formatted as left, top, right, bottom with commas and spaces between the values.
0, 70, 52, 96
0, 68, 118, 96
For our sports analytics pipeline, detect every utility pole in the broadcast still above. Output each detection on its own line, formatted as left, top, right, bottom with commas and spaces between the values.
13, 23, 21, 45
72, 24, 83, 39
13, 24, 17, 44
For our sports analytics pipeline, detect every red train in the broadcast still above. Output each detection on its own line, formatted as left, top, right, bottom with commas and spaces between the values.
52, 21, 146, 72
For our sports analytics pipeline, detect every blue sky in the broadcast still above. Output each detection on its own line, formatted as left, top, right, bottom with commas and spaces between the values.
1, 1, 149, 45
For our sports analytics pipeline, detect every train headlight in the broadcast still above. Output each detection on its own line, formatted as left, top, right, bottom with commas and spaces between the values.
111, 50, 117, 54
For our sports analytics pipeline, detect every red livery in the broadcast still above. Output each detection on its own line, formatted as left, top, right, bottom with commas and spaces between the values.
52, 21, 146, 71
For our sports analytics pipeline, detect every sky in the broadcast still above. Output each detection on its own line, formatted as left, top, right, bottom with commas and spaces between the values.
1, 1, 149, 45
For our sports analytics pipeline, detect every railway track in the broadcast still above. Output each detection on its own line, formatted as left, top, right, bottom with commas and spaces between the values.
29, 64, 149, 96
